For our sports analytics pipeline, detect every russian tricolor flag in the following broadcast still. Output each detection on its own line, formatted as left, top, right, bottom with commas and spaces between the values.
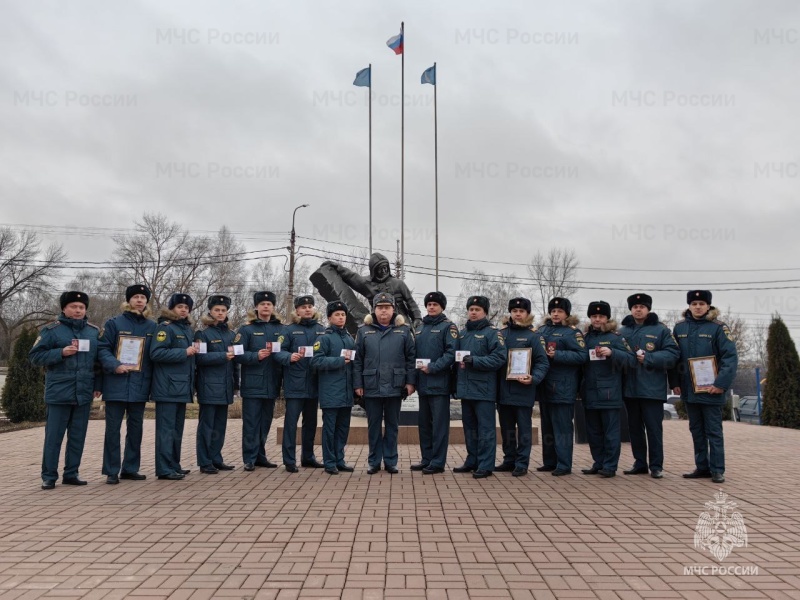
386, 31, 403, 55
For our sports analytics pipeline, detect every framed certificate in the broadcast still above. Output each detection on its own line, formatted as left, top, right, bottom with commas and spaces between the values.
506, 347, 532, 380
689, 356, 718, 393
117, 335, 145, 371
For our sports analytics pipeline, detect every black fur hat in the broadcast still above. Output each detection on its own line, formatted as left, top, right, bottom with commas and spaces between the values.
548, 297, 571, 316
168, 293, 194, 310
207, 294, 231, 310
467, 295, 490, 313
327, 300, 348, 317
294, 295, 315, 308
60, 291, 89, 309
254, 291, 277, 306
508, 297, 531, 313
587, 301, 611, 319
424, 291, 447, 310
627, 293, 652, 310
125, 284, 151, 302
687, 290, 712, 304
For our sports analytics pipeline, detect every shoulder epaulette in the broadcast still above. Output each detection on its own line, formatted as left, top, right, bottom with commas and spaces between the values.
45, 321, 60, 330
160, 320, 171, 326
713, 319, 727, 326
570, 325, 578, 330
87, 322, 100, 330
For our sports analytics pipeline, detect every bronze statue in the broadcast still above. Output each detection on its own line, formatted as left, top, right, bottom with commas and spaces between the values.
310, 253, 422, 335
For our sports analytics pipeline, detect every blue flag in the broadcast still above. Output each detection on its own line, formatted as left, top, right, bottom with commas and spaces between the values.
353, 66, 371, 88
421, 65, 436, 85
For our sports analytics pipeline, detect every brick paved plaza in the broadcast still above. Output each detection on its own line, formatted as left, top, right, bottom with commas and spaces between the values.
0, 417, 797, 599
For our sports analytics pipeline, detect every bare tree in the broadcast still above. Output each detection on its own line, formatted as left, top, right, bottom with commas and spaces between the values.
65, 270, 122, 329
458, 270, 522, 327
0, 228, 66, 361
111, 213, 212, 313
748, 320, 769, 368
526, 248, 580, 316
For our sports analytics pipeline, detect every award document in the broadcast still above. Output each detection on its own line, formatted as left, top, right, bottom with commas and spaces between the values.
689, 356, 718, 392
117, 335, 145, 371
506, 347, 532, 380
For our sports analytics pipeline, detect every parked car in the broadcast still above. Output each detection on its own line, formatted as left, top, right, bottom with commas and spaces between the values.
663, 402, 678, 420
735, 396, 761, 425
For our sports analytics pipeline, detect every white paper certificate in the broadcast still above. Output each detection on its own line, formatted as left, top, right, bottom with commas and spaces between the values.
506, 348, 531, 380
77, 339, 91, 352
270, 341, 281, 352
194, 341, 207, 354
233, 344, 244, 356
589, 349, 606, 361
415, 358, 431, 369
299, 346, 314, 358
689, 356, 718, 391
340, 349, 356, 360
455, 350, 471, 363
117, 336, 144, 371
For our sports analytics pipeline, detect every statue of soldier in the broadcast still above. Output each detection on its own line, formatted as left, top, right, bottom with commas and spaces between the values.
311, 252, 422, 335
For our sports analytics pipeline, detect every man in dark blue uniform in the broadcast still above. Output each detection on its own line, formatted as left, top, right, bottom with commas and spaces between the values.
619, 293, 679, 479
411, 291, 457, 475
235, 291, 283, 471
150, 293, 197, 481
97, 284, 156, 484
671, 290, 738, 484
194, 294, 237, 474
496, 297, 549, 476
30, 291, 101, 489
536, 297, 588, 476
311, 301, 356, 475
276, 295, 326, 472
452, 296, 506, 479
354, 292, 416, 474
581, 301, 636, 478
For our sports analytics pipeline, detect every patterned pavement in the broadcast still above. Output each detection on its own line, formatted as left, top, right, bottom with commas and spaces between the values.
0, 416, 797, 599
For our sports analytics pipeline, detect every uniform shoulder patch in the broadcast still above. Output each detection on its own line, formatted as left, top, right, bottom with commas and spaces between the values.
161, 320, 171, 325
33, 335, 42, 347
497, 331, 505, 346
313, 340, 321, 351
449, 324, 458, 339
233, 333, 242, 343
277, 335, 285, 344
87, 322, 100, 330
156, 330, 167, 342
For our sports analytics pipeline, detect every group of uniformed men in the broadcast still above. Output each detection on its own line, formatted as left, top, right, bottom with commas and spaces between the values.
30, 284, 737, 489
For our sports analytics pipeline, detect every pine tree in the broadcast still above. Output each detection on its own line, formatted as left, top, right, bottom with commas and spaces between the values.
761, 317, 800, 428
1, 328, 46, 423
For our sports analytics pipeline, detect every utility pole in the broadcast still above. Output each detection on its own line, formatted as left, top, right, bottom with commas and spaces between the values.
287, 204, 310, 317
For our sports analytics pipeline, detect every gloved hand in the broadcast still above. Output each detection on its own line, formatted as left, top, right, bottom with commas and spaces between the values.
462, 355, 473, 366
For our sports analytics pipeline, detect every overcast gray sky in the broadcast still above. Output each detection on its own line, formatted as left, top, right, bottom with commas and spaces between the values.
2, 0, 799, 341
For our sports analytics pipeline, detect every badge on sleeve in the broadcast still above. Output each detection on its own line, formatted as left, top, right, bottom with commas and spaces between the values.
645, 342, 655, 351
33, 336, 41, 347
234, 333, 242, 343
578, 338, 586, 348
156, 331, 167, 342
449, 325, 458, 339
313, 340, 321, 351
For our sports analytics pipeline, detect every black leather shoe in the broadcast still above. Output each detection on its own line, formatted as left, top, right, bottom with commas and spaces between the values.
157, 473, 185, 480
683, 469, 712, 479
472, 469, 493, 479
200, 465, 219, 474
285, 464, 298, 473
325, 467, 339, 475
301, 459, 325, 468
120, 472, 146, 480
106, 475, 119, 485
711, 472, 725, 483
452, 464, 475, 473
536, 465, 556, 472
385, 466, 399, 474
581, 467, 600, 475
243, 463, 255, 472
599, 469, 616, 478
62, 477, 87, 486
41, 480, 55, 490
422, 466, 445, 474
367, 465, 380, 475
255, 460, 278, 468
410, 463, 428, 471
650, 470, 664, 479
178, 469, 191, 475
551, 469, 571, 476
512, 468, 528, 477
495, 463, 515, 472
213, 462, 235, 471
623, 467, 648, 475
337, 464, 355, 472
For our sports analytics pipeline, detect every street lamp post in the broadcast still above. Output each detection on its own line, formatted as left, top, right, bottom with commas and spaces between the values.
287, 203, 310, 317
